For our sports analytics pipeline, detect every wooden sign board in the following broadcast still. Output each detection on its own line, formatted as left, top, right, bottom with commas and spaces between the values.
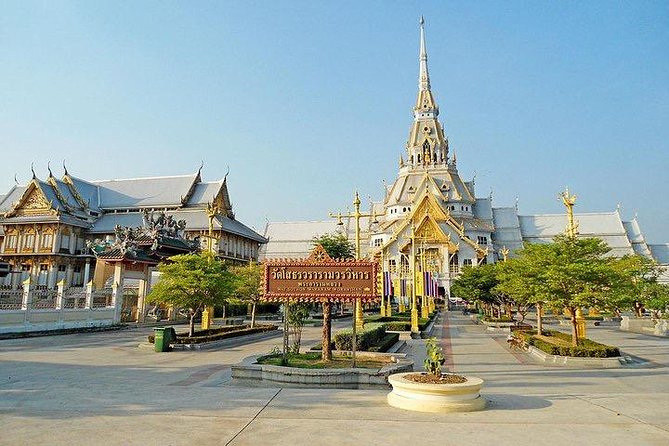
262, 245, 379, 303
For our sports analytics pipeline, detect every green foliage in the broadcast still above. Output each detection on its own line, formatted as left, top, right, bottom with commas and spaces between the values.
334, 323, 387, 351
365, 312, 437, 332
451, 263, 499, 306
148, 254, 235, 310
229, 261, 265, 327
368, 333, 400, 352
424, 337, 445, 376
288, 303, 311, 353
312, 233, 355, 259
148, 253, 236, 336
231, 261, 263, 302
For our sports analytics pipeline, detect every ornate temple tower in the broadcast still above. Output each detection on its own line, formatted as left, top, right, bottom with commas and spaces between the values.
370, 18, 495, 301
406, 17, 449, 168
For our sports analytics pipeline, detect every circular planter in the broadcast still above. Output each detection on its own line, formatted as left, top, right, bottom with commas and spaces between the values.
387, 372, 485, 413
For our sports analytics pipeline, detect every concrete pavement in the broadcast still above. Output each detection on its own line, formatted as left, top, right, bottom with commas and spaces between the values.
0, 313, 667, 445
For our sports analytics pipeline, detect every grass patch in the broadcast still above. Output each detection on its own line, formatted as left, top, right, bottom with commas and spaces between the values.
257, 352, 390, 369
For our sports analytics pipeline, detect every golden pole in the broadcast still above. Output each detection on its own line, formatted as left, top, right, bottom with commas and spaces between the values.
410, 223, 419, 335
380, 247, 386, 317
420, 242, 429, 319
329, 191, 379, 367
329, 191, 378, 331
202, 202, 220, 330
560, 187, 578, 238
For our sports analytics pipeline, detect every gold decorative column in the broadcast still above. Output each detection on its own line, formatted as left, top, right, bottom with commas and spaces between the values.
330, 192, 378, 332
575, 307, 586, 339
410, 224, 419, 334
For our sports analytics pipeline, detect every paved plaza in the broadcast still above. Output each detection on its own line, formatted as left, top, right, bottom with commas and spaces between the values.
1, 313, 668, 446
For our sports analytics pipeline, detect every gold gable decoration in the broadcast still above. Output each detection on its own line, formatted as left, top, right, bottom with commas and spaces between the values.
12, 185, 56, 217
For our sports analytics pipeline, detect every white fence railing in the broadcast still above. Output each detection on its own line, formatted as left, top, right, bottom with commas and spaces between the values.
0, 281, 124, 334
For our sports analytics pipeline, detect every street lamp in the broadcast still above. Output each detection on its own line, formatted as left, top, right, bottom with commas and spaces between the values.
330, 191, 377, 368
329, 191, 377, 331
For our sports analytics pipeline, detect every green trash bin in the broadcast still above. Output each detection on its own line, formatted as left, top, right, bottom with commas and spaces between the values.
154, 327, 172, 352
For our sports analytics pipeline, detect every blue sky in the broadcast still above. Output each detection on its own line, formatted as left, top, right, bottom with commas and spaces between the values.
1, 1, 667, 242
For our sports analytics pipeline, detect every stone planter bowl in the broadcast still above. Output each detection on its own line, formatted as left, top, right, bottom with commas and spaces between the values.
387, 372, 485, 413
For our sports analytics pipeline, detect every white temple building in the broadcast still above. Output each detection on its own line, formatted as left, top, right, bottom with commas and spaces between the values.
260, 19, 668, 293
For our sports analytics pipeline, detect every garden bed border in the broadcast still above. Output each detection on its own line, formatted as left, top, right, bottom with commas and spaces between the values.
231, 351, 413, 389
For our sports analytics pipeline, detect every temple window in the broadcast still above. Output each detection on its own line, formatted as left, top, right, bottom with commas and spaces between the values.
477, 236, 488, 245
449, 254, 459, 274
41, 233, 53, 249
6, 234, 17, 249
372, 238, 382, 247
388, 259, 397, 273
23, 233, 35, 250
463, 259, 473, 267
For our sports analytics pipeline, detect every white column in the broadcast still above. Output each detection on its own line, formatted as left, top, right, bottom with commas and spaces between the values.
48, 263, 58, 289
56, 280, 65, 310
111, 262, 124, 323
136, 265, 149, 323
21, 277, 32, 311
82, 259, 91, 286
85, 280, 94, 309
65, 264, 74, 288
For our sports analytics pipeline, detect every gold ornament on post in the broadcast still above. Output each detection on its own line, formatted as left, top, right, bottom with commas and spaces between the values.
559, 187, 578, 238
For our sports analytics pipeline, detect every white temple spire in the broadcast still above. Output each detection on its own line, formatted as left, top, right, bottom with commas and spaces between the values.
419, 16, 430, 91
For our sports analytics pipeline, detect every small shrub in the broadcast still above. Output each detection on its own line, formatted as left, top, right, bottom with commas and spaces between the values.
424, 337, 445, 376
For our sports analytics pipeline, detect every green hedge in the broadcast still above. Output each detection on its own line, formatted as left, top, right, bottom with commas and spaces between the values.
513, 329, 620, 358
311, 332, 399, 353
334, 323, 387, 351
368, 332, 400, 352
365, 312, 435, 332
148, 324, 277, 345
482, 316, 513, 323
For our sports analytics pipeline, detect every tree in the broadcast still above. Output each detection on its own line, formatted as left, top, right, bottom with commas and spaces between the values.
498, 236, 616, 346
231, 262, 263, 328
148, 253, 236, 337
496, 243, 557, 335
312, 233, 355, 361
287, 303, 311, 353
451, 263, 500, 317
609, 255, 667, 317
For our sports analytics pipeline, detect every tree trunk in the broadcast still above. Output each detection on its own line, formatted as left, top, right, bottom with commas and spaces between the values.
536, 303, 543, 335
570, 307, 578, 347
189, 311, 196, 338
322, 302, 332, 361
250, 301, 256, 328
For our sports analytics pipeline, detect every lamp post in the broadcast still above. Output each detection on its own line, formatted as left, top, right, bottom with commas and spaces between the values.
330, 191, 378, 368
330, 191, 378, 331
201, 202, 220, 330
409, 223, 419, 335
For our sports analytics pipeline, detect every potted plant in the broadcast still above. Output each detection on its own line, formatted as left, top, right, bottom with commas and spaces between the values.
387, 338, 485, 412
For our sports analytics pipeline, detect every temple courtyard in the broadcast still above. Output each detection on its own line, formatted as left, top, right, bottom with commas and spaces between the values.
1, 313, 668, 446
